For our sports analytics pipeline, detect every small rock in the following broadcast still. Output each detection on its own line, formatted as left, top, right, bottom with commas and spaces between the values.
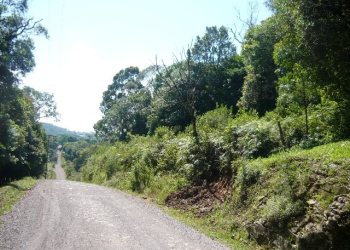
307, 199, 317, 205
324, 211, 332, 218
333, 214, 341, 221
328, 163, 338, 169
305, 223, 314, 231
337, 197, 345, 203
330, 201, 342, 208
247, 221, 269, 245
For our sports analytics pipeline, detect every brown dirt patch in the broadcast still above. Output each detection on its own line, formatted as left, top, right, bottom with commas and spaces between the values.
165, 178, 232, 216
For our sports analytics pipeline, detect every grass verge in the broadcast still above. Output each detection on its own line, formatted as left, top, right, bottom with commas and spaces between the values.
164, 206, 259, 250
0, 177, 37, 217
47, 162, 57, 179
86, 140, 350, 249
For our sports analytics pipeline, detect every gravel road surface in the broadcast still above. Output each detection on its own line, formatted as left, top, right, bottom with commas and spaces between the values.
0, 180, 228, 250
54, 150, 65, 180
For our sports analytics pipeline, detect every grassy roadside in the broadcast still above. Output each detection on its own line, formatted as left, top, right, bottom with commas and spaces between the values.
164, 207, 258, 250
70, 140, 350, 249
0, 177, 37, 217
61, 157, 82, 181
159, 141, 349, 249
105, 141, 350, 249
47, 162, 57, 179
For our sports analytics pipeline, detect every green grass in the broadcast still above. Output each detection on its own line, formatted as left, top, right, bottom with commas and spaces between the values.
47, 162, 57, 179
164, 206, 259, 250
90, 140, 350, 249
61, 157, 82, 181
144, 174, 189, 205
0, 177, 37, 217
225, 140, 350, 246
251, 140, 350, 169
154, 141, 350, 249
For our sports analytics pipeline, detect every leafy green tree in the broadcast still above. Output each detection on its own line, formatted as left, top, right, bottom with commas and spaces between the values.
222, 55, 246, 112
276, 64, 320, 136
238, 17, 280, 115
0, 0, 48, 181
0, 0, 47, 87
270, 0, 350, 136
95, 89, 151, 141
95, 67, 152, 141
192, 26, 236, 65
62, 140, 94, 171
0, 89, 47, 180
22, 86, 59, 120
150, 27, 244, 134
192, 26, 242, 112
100, 66, 142, 113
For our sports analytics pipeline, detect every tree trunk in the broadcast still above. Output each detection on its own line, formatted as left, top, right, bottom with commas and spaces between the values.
192, 115, 198, 141
304, 104, 309, 137
302, 80, 309, 138
277, 121, 286, 149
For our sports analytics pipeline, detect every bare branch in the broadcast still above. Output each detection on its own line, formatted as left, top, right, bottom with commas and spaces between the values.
231, 1, 259, 45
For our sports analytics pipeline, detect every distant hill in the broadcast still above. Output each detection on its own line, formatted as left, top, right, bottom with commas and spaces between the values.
41, 123, 93, 138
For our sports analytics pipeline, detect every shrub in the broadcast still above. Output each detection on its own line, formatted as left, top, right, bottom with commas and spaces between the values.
185, 136, 233, 184
197, 106, 233, 134
144, 174, 189, 204
154, 126, 175, 140
81, 144, 120, 183
236, 164, 261, 203
131, 163, 153, 192
261, 195, 304, 224
230, 119, 280, 159
156, 142, 179, 173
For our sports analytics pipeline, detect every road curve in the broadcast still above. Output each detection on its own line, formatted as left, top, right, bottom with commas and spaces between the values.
0, 180, 228, 250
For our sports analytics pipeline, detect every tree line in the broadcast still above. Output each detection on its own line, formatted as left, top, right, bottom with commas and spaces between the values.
95, 0, 350, 144
0, 0, 57, 182
68, 0, 350, 198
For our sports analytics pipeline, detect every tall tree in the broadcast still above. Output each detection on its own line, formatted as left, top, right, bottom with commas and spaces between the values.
270, 0, 350, 135
192, 26, 241, 112
238, 17, 280, 115
22, 86, 59, 121
0, 0, 48, 181
95, 89, 151, 141
155, 49, 201, 138
150, 26, 244, 133
0, 89, 48, 180
192, 26, 236, 66
100, 67, 142, 113
276, 64, 320, 137
95, 67, 152, 141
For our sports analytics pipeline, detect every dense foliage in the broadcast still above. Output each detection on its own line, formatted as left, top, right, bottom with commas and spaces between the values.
95, 26, 245, 139
0, 0, 53, 182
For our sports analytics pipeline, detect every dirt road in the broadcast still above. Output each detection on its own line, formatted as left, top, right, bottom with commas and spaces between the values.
0, 157, 228, 250
54, 150, 66, 180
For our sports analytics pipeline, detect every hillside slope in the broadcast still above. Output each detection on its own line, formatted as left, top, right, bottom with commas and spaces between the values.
75, 137, 350, 249
41, 123, 92, 138
167, 141, 350, 249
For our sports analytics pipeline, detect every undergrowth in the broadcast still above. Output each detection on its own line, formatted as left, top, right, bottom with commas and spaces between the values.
0, 177, 37, 217
65, 107, 349, 248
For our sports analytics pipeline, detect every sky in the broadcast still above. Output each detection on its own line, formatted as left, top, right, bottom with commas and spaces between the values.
24, 0, 271, 132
